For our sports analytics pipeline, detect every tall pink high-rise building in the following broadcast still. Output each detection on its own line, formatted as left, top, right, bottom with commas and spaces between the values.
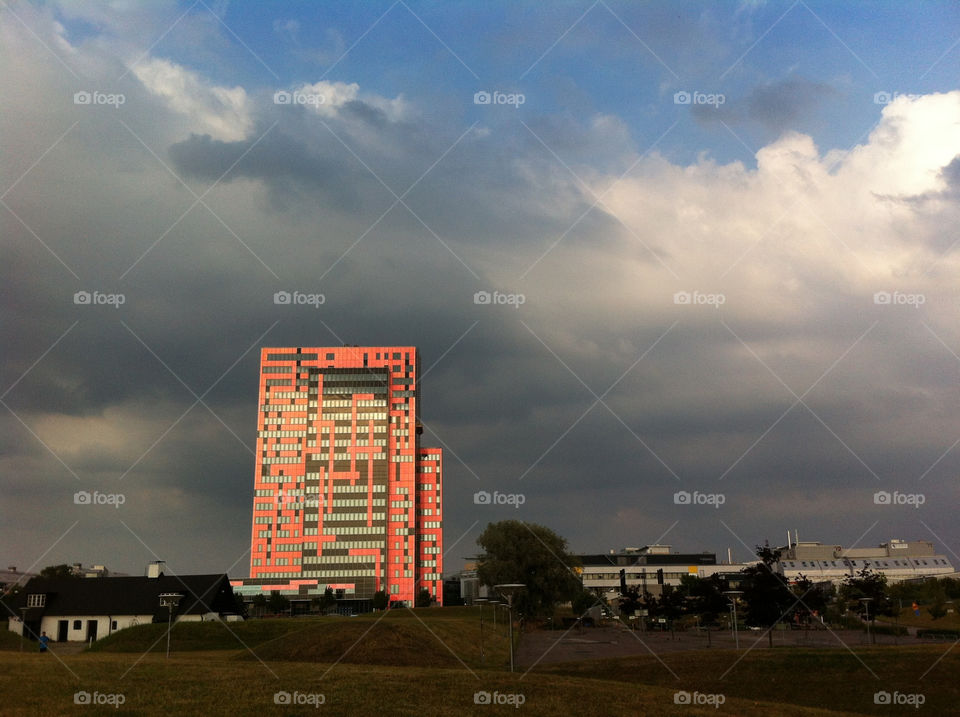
246, 346, 442, 607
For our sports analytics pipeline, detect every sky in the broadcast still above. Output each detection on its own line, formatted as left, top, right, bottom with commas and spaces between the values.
2, 0, 960, 579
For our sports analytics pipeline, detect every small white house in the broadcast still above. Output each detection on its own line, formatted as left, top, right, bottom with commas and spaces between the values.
7, 571, 240, 643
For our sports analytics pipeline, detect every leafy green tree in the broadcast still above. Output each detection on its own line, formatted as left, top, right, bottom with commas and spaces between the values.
267, 590, 290, 615
231, 591, 248, 619
40, 564, 80, 579
618, 585, 647, 619
680, 574, 728, 625
571, 589, 601, 617
372, 590, 388, 611
475, 521, 582, 618
319, 587, 337, 614
791, 573, 828, 626
927, 583, 948, 620
740, 546, 795, 646
840, 568, 895, 618
415, 588, 433, 607
652, 584, 686, 626
251, 593, 267, 618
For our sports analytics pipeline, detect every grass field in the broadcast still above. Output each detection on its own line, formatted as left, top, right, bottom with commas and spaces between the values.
2, 608, 958, 715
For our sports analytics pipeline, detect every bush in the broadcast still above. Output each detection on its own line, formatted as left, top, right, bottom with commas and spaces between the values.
869, 624, 908, 636
917, 628, 960, 639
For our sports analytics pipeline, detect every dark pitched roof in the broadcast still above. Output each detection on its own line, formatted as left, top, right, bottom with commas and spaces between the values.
6, 574, 235, 621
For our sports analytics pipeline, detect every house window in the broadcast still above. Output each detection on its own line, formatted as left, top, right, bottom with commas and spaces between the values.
26, 594, 45, 608
111, 620, 118, 630
73, 620, 82, 630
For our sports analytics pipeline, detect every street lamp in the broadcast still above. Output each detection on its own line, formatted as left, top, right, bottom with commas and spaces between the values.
859, 597, 874, 645
494, 584, 526, 673
475, 598, 488, 664
723, 590, 743, 649
488, 599, 500, 632
159, 593, 183, 658
19, 607, 28, 652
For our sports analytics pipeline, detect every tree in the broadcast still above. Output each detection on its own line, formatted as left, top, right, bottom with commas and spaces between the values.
740, 546, 795, 646
415, 588, 433, 607
231, 591, 248, 619
40, 564, 80, 579
251, 593, 267, 618
267, 590, 290, 615
791, 574, 828, 626
475, 521, 582, 618
927, 583, 948, 620
840, 568, 895, 618
319, 587, 337, 614
372, 590, 388, 611
680, 574, 728, 625
618, 585, 647, 619
572, 589, 601, 618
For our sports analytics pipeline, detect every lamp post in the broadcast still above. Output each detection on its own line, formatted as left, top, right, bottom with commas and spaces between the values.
159, 593, 183, 658
475, 598, 487, 664
494, 584, 526, 673
19, 607, 28, 652
860, 597, 873, 645
488, 599, 500, 632
723, 590, 743, 649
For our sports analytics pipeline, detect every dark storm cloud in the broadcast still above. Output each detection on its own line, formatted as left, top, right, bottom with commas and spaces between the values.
3, 3, 960, 577
692, 77, 836, 133
168, 130, 366, 212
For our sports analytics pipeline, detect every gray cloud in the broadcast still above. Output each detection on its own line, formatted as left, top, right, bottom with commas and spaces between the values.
2, 4, 960, 580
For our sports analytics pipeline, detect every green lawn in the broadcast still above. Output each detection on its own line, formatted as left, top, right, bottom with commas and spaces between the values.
537, 645, 960, 715
0, 652, 849, 716
2, 609, 957, 715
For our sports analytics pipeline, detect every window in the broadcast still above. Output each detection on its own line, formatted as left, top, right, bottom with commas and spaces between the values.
73, 620, 82, 630
27, 594, 45, 608
111, 620, 118, 630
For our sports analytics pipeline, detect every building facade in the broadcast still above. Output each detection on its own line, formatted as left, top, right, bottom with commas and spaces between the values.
578, 545, 744, 602
776, 539, 955, 585
241, 346, 442, 607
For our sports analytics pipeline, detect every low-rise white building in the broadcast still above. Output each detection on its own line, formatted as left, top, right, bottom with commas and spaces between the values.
7, 565, 240, 643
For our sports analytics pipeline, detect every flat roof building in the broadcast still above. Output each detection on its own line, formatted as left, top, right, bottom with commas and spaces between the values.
578, 545, 753, 600
776, 539, 954, 585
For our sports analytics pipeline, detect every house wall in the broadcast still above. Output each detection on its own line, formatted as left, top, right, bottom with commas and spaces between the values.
8, 614, 154, 641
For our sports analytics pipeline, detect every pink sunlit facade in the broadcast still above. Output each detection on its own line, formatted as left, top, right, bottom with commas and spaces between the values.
246, 346, 443, 606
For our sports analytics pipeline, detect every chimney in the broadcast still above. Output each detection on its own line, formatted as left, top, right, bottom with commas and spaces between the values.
146, 561, 166, 578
